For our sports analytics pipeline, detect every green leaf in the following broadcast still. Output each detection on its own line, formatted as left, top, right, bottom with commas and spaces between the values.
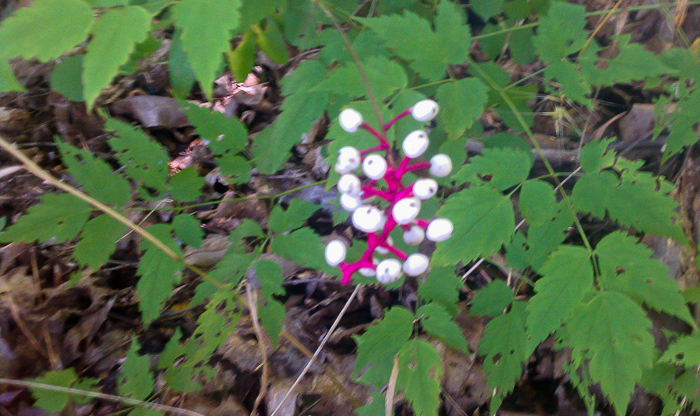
238, 0, 285, 28
478, 301, 528, 413
270, 228, 337, 276
217, 154, 252, 183
254, 19, 288, 64
31, 369, 81, 412
74, 214, 125, 270
356, 393, 386, 416
170, 167, 204, 202
0, 0, 93, 61
268, 198, 320, 234
432, 186, 515, 266
106, 118, 170, 197
572, 170, 685, 241
252, 92, 328, 174
471, 0, 503, 20
596, 231, 694, 326
136, 224, 184, 322
418, 304, 469, 353
179, 100, 248, 156
57, 139, 131, 207
397, 339, 442, 416
434, 0, 471, 65
579, 137, 615, 173
119, 340, 154, 400
533, 2, 586, 63
526, 246, 594, 351
418, 267, 462, 317
252, 259, 285, 347
169, 30, 196, 98
0, 58, 24, 92
227, 30, 256, 82
171, 0, 242, 99
665, 86, 700, 157
544, 60, 591, 106
595, 35, 669, 86
436, 77, 488, 140
51, 55, 84, 101
172, 214, 203, 248
313, 55, 407, 100
83, 7, 151, 109
660, 333, 700, 367
454, 148, 533, 190
0, 193, 91, 244
353, 307, 414, 387
469, 280, 513, 317
564, 291, 654, 416
195, 249, 253, 303
522, 202, 574, 271
518, 180, 556, 226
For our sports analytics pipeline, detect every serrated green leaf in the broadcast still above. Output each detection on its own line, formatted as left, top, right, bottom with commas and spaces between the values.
544, 60, 591, 106
418, 304, 468, 353
432, 186, 515, 266
31, 369, 80, 412
478, 301, 528, 413
469, 280, 513, 317
353, 307, 414, 387
227, 30, 256, 81
526, 246, 593, 351
455, 148, 532, 190
523, 202, 573, 271
564, 290, 654, 416
217, 154, 252, 184
356, 393, 386, 416
83, 7, 151, 108
0, 193, 91, 244
660, 333, 700, 368
229, 218, 264, 241
665, 86, 700, 157
471, 0, 503, 19
179, 100, 248, 156
0, 58, 24, 92
572, 170, 685, 241
270, 228, 338, 276
106, 118, 170, 197
596, 231, 694, 326
281, 59, 327, 96
518, 180, 556, 226
268, 198, 320, 234
252, 259, 285, 347
579, 137, 615, 173
436, 78, 488, 140
508, 27, 536, 65
252, 91, 328, 174
172, 214, 203, 247
172, 0, 242, 99
418, 267, 462, 317
169, 30, 196, 98
119, 340, 154, 400
397, 338, 442, 416
594, 35, 669, 86
254, 19, 288, 64
51, 55, 84, 101
57, 139, 131, 207
313, 55, 407, 100
136, 224, 184, 322
74, 214, 125, 270
195, 249, 254, 304
0, 0, 93, 61
170, 167, 204, 202
434, 0, 471, 64
533, 2, 586, 63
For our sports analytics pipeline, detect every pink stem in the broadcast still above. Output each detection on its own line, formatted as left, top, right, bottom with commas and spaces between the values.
404, 161, 430, 173
396, 185, 414, 200
383, 108, 412, 132
362, 185, 392, 201
414, 219, 429, 228
360, 145, 385, 156
360, 122, 390, 148
395, 157, 411, 178
379, 242, 408, 261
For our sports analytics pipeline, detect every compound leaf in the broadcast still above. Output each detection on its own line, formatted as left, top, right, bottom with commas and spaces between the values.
469, 280, 513, 318
57, 139, 131, 207
353, 307, 414, 387
119, 340, 154, 401
74, 214, 125, 270
0, 0, 93, 61
660, 333, 700, 368
172, 0, 242, 99
418, 304, 469, 353
397, 339, 442, 416
268, 198, 320, 234
136, 224, 184, 322
83, 6, 151, 109
455, 148, 533, 190
418, 267, 462, 317
436, 77, 489, 140
0, 193, 91, 244
564, 291, 654, 416
526, 246, 594, 351
432, 186, 515, 266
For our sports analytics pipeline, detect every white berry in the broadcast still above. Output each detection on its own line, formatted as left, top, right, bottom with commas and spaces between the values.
339, 108, 363, 133
402, 130, 429, 159
352, 206, 383, 233
403, 225, 425, 246
412, 100, 439, 122
392, 197, 421, 225
338, 174, 361, 197
403, 253, 429, 276
325, 240, 347, 266
426, 218, 453, 242
359, 267, 376, 277
429, 154, 452, 178
376, 259, 402, 284
362, 154, 387, 180
335, 146, 361, 174
340, 193, 362, 211
413, 178, 438, 200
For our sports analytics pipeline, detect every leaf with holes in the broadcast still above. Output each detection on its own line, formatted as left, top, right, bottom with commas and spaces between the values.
397, 338, 442, 416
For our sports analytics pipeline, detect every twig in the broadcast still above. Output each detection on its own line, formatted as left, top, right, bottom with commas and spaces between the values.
246, 284, 269, 416
385, 354, 400, 416
270, 285, 361, 416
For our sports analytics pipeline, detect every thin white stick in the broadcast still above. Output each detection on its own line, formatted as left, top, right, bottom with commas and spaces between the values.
270, 284, 361, 416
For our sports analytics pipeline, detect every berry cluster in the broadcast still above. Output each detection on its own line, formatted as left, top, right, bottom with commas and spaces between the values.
325, 100, 454, 285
